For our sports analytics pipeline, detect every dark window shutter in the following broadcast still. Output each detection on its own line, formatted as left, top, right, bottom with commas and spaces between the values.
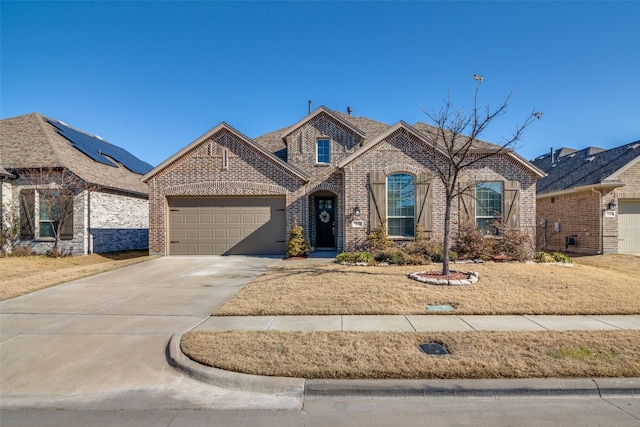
60, 190, 74, 240
459, 181, 474, 225
19, 189, 35, 239
504, 180, 520, 229
415, 171, 433, 232
369, 171, 386, 230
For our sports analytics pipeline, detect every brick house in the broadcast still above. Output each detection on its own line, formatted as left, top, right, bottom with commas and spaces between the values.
143, 106, 544, 256
0, 113, 152, 255
532, 141, 640, 254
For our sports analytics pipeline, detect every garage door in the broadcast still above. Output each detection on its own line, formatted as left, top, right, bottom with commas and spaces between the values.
168, 197, 286, 255
618, 199, 640, 254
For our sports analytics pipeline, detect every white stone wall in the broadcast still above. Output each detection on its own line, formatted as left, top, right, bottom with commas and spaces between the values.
89, 191, 149, 253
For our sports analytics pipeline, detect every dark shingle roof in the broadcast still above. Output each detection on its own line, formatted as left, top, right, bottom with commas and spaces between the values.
411, 122, 500, 151
253, 126, 288, 161
0, 113, 149, 195
333, 111, 391, 144
532, 141, 640, 194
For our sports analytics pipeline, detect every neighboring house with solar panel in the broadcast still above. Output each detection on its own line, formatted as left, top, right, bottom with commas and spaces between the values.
143, 106, 544, 256
0, 112, 152, 255
532, 141, 640, 254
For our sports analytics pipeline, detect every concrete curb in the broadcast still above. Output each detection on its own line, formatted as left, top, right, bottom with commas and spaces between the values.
167, 334, 305, 397
305, 378, 640, 398
169, 334, 640, 398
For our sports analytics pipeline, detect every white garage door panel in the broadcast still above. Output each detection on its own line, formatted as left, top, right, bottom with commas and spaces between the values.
168, 196, 286, 255
618, 200, 640, 254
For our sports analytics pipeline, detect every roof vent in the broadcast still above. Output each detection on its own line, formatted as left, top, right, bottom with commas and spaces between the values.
95, 135, 104, 141
57, 120, 68, 126
629, 143, 640, 150
569, 153, 576, 157
586, 156, 596, 162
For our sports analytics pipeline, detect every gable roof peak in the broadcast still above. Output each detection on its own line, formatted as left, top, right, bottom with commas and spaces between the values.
280, 106, 366, 143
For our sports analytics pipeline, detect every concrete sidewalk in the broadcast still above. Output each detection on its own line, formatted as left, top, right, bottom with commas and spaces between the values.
193, 314, 640, 332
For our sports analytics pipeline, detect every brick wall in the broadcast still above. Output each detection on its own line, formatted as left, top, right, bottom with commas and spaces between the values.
283, 112, 363, 251
146, 128, 306, 255
342, 128, 538, 253
536, 160, 640, 254
536, 190, 601, 254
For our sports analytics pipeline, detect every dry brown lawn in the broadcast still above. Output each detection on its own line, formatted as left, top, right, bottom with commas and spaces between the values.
215, 255, 640, 316
181, 330, 640, 379
0, 251, 155, 300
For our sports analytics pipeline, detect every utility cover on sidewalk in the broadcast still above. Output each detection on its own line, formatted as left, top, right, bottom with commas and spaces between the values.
426, 305, 455, 311
419, 342, 449, 355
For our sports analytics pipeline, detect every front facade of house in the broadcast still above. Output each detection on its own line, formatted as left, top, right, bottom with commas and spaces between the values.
533, 142, 640, 254
144, 107, 544, 256
0, 113, 152, 255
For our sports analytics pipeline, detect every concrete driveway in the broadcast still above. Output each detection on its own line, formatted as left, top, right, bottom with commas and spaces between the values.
0, 256, 299, 410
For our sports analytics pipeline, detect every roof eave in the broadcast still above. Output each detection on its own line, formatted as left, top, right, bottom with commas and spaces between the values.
338, 121, 451, 169
537, 181, 626, 198
142, 122, 309, 183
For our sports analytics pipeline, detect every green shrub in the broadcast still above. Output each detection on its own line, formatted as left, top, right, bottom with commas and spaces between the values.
375, 250, 406, 265
356, 251, 374, 263
552, 251, 573, 263
286, 217, 310, 258
536, 251, 573, 264
336, 252, 355, 264
536, 251, 555, 263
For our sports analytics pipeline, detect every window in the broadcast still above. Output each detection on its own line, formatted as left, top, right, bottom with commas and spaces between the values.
387, 173, 415, 237
38, 190, 61, 238
475, 182, 502, 234
19, 189, 73, 240
316, 139, 330, 164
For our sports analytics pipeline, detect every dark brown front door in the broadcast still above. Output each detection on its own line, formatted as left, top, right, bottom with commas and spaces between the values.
315, 197, 335, 248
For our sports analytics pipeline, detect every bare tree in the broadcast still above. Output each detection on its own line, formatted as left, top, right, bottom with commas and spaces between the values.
420, 78, 542, 275
20, 167, 92, 256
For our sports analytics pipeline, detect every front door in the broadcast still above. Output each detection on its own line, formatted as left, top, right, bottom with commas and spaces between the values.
315, 197, 335, 248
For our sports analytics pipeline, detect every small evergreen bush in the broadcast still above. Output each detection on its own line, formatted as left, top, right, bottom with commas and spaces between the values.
286, 217, 310, 258
367, 218, 394, 251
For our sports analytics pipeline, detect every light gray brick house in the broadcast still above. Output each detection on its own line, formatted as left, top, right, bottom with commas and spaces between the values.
143, 106, 544, 256
0, 113, 152, 255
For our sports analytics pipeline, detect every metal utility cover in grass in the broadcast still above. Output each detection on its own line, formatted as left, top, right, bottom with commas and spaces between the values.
426, 304, 455, 311
419, 342, 449, 355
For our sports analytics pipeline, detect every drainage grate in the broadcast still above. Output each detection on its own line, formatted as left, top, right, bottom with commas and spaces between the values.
426, 304, 455, 311
419, 342, 449, 355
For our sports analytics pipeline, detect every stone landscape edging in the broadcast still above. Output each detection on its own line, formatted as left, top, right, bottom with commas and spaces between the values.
409, 270, 479, 286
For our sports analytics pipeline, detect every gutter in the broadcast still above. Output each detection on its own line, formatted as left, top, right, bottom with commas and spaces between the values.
537, 181, 625, 199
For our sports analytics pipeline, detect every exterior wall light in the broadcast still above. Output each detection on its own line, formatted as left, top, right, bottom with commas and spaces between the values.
608, 199, 617, 210
354, 206, 361, 219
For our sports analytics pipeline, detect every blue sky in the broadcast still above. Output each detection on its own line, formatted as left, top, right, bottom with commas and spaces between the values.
2, 1, 639, 167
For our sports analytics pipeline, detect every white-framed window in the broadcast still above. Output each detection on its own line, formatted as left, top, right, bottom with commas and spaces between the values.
316, 138, 330, 164
387, 173, 415, 237
475, 182, 502, 234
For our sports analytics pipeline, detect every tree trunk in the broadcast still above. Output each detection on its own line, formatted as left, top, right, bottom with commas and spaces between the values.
442, 194, 452, 275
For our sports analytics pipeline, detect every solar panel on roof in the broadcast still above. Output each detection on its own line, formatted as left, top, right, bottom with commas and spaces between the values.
46, 119, 153, 174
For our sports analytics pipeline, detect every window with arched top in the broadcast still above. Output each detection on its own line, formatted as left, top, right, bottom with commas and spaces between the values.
387, 173, 415, 237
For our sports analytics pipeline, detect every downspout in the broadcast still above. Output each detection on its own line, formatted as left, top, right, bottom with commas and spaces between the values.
87, 190, 92, 254
591, 187, 603, 254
